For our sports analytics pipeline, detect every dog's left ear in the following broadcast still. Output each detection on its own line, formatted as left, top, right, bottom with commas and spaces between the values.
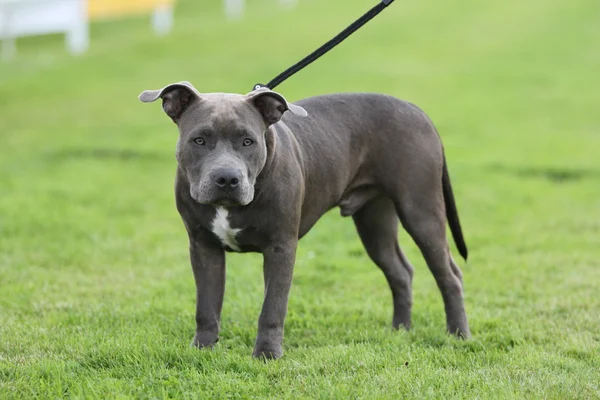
246, 88, 308, 126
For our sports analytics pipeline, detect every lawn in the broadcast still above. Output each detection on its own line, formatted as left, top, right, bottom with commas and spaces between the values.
1, 0, 599, 398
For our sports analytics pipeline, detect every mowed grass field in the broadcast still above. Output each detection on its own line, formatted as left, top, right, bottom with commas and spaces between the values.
1, 0, 599, 398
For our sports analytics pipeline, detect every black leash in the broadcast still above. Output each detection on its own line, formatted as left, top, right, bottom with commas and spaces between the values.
253, 0, 395, 91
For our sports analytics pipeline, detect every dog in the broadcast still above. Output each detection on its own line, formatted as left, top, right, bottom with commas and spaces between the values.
139, 81, 470, 359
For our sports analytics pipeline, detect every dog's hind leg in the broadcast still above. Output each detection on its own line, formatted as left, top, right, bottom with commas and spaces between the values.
352, 196, 414, 330
392, 177, 471, 338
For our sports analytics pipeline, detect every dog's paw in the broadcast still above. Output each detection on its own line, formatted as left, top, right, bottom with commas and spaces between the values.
252, 345, 283, 360
447, 324, 471, 339
191, 332, 219, 349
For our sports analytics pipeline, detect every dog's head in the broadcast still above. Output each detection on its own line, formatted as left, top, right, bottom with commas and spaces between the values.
139, 82, 307, 206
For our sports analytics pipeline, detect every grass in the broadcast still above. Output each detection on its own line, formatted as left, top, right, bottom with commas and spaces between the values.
1, 0, 599, 398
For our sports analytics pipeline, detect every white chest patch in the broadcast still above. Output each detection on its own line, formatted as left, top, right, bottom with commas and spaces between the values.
211, 207, 242, 252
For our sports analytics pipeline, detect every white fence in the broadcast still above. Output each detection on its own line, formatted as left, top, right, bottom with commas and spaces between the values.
0, 0, 89, 60
0, 0, 297, 60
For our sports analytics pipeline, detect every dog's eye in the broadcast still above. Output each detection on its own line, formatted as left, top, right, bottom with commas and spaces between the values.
243, 139, 254, 147
193, 138, 205, 146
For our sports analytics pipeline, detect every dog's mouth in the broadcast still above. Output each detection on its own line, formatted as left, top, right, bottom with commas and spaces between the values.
190, 182, 254, 207
210, 198, 240, 207
191, 192, 246, 207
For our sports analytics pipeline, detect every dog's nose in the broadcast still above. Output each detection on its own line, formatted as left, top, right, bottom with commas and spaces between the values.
211, 168, 241, 191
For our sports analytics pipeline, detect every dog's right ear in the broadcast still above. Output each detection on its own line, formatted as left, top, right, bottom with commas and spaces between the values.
245, 87, 308, 126
138, 81, 201, 122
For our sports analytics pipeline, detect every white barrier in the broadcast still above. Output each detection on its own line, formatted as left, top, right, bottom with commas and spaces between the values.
0, 0, 173, 60
0, 0, 295, 60
224, 0, 297, 20
0, 0, 88, 60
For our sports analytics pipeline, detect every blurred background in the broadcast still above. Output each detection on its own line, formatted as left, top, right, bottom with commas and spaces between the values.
0, 0, 599, 396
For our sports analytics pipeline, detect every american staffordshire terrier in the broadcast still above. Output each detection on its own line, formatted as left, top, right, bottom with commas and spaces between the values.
139, 82, 470, 359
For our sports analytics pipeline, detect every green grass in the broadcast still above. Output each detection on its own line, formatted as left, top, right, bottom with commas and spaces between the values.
1, 0, 599, 398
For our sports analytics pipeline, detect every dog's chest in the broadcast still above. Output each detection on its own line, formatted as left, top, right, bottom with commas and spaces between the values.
211, 207, 242, 252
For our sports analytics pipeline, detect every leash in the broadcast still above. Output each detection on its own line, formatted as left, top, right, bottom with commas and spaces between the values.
253, 0, 395, 91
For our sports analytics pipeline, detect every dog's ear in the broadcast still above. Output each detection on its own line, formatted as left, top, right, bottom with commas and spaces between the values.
139, 81, 201, 122
246, 88, 308, 126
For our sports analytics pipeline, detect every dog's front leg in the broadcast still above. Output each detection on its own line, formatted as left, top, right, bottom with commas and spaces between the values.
189, 237, 226, 349
253, 239, 297, 360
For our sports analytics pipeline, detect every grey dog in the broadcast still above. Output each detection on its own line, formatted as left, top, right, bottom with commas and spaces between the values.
139, 81, 470, 359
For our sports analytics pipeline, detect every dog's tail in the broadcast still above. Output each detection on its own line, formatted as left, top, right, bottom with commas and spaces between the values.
442, 154, 468, 261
